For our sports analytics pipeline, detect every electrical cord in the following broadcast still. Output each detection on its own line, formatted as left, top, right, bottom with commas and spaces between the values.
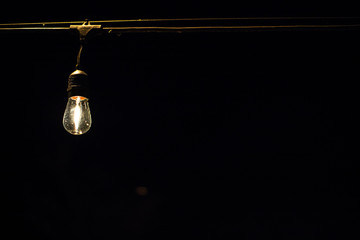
1, 17, 360, 32
76, 44, 83, 70
1, 17, 360, 26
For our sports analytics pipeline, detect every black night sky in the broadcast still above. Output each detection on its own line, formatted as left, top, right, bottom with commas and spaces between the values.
1, 2, 359, 239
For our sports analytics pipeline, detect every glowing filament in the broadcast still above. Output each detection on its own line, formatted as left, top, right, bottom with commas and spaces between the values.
73, 96, 81, 132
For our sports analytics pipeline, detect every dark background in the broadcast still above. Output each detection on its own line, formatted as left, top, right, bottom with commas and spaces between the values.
1, 0, 360, 22
1, 2, 359, 239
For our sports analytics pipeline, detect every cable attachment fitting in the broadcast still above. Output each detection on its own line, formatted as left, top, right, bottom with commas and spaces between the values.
70, 21, 102, 42
70, 21, 102, 70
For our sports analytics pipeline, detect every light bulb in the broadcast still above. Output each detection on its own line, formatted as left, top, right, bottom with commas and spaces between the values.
63, 69, 91, 135
63, 96, 92, 135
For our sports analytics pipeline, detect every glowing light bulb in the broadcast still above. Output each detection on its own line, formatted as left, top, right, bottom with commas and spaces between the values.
63, 96, 92, 135
63, 70, 91, 135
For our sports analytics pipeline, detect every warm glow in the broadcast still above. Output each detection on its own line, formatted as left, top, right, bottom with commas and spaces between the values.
135, 186, 149, 196
63, 95, 92, 135
73, 96, 81, 132
71, 96, 87, 100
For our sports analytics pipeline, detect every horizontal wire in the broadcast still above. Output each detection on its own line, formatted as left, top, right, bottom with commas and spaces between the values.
1, 24, 360, 32
1, 16, 360, 27
0, 21, 84, 26
0, 27, 70, 30
103, 24, 360, 30
91, 16, 360, 24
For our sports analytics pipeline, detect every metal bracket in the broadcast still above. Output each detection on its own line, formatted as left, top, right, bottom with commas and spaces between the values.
70, 21, 102, 70
70, 21, 102, 42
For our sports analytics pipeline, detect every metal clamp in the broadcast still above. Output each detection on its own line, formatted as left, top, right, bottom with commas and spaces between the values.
70, 21, 102, 42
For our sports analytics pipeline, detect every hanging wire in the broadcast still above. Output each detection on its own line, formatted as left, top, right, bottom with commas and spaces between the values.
1, 17, 360, 32
76, 44, 83, 69
1, 17, 360, 26
1, 25, 360, 32
101, 24, 360, 32
0, 27, 70, 30
0, 20, 83, 26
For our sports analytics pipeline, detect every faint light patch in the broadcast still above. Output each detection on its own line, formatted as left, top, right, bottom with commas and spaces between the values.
135, 186, 149, 196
